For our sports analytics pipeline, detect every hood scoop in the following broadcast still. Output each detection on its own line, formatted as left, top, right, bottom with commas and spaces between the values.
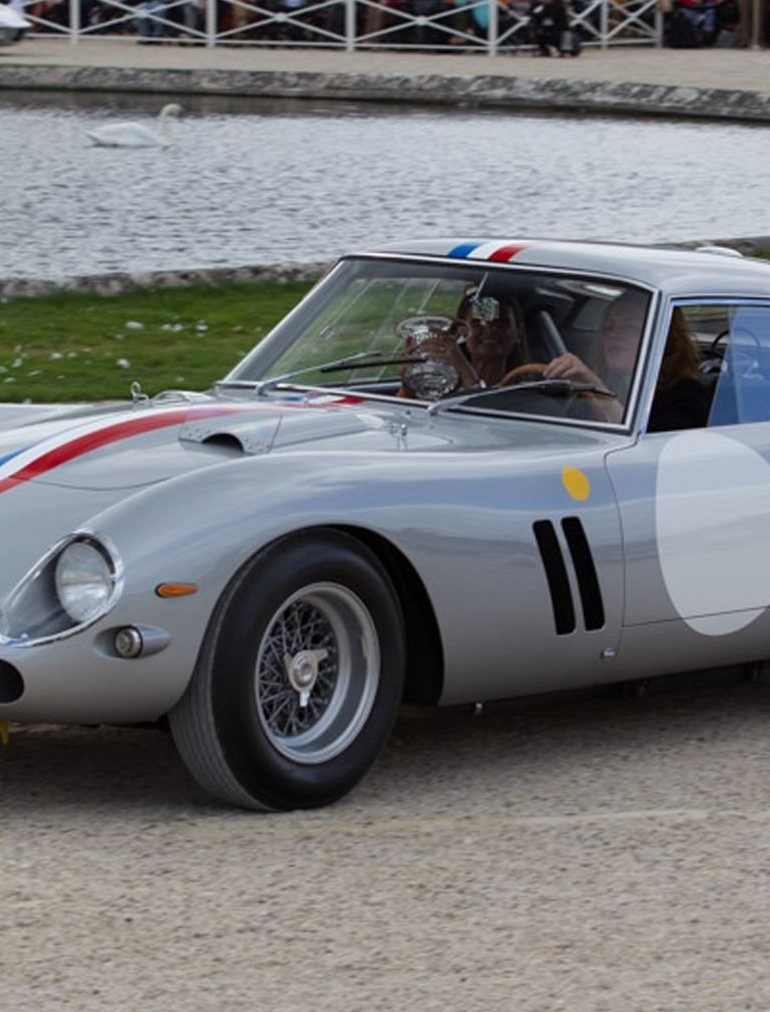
180, 404, 380, 455
180, 414, 282, 456
200, 432, 247, 454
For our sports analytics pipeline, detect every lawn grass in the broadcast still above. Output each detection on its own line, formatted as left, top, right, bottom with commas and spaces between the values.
5, 248, 770, 404
0, 281, 314, 402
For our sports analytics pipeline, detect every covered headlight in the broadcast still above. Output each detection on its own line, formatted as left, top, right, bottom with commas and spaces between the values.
0, 533, 122, 645
55, 540, 115, 624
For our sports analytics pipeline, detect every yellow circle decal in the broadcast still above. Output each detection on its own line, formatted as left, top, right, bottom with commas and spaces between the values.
562, 466, 591, 501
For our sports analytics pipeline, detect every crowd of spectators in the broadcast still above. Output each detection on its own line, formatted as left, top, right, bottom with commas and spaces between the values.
1, 0, 755, 47
0, 0, 590, 48
661, 0, 742, 46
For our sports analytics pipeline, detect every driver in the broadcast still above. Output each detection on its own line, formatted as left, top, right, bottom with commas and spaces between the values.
541, 288, 648, 422
399, 292, 530, 399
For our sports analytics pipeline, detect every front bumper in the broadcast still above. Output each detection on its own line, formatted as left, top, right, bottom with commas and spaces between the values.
0, 609, 203, 724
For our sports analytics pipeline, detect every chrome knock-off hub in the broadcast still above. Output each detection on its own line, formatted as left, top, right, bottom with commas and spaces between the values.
284, 648, 329, 707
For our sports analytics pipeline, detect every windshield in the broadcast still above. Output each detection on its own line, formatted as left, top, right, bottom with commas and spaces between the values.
228, 257, 651, 424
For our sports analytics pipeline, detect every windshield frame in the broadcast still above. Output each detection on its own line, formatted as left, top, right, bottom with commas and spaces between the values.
225, 253, 659, 433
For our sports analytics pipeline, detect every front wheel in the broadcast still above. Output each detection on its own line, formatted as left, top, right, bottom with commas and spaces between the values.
169, 530, 406, 811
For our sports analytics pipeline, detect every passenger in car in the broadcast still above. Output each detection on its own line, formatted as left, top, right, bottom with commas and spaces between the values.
647, 308, 712, 432
399, 293, 529, 398
455, 292, 530, 388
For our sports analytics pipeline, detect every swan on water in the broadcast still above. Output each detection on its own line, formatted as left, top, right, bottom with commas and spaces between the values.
0, 3, 30, 45
86, 103, 183, 148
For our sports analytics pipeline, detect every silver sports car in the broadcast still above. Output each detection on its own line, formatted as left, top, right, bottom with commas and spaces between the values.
2, 238, 769, 810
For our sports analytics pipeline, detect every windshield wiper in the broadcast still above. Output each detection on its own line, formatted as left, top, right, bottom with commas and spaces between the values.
218, 351, 425, 397
427, 378, 616, 416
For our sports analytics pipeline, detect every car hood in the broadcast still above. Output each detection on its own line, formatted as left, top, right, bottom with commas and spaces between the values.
0, 394, 358, 492
0, 390, 619, 494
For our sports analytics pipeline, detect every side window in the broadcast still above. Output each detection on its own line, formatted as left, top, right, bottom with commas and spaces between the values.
707, 305, 770, 426
647, 304, 770, 432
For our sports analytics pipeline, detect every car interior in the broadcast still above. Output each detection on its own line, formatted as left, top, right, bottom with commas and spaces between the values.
294, 270, 647, 422
248, 262, 770, 430
682, 305, 770, 427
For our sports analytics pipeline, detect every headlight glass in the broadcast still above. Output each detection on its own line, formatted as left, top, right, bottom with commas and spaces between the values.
0, 533, 121, 645
54, 540, 115, 624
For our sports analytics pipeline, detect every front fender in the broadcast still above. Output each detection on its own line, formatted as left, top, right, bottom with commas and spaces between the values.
0, 452, 422, 722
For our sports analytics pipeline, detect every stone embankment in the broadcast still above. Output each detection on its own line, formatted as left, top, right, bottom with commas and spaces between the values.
0, 262, 329, 300
5, 43, 770, 124
4, 42, 770, 123
1, 237, 768, 300
4, 62, 770, 123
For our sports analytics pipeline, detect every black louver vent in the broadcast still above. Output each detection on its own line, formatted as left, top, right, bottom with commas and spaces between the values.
533, 520, 576, 635
561, 517, 605, 631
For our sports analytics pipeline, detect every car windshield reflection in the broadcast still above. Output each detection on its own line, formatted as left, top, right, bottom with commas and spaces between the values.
228, 257, 651, 424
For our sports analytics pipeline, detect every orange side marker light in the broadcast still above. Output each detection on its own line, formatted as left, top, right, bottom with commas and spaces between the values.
155, 583, 198, 598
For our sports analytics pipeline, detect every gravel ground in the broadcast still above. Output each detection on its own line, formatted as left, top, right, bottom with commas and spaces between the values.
3, 675, 770, 1011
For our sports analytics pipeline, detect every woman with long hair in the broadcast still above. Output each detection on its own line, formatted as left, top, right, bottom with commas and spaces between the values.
648, 307, 711, 432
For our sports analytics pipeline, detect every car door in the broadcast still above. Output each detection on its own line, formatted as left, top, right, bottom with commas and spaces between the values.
605, 298, 770, 680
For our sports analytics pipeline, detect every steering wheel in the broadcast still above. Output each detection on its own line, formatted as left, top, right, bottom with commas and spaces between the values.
708, 327, 762, 379
498, 361, 610, 420
500, 363, 550, 385
710, 326, 761, 352
709, 328, 730, 353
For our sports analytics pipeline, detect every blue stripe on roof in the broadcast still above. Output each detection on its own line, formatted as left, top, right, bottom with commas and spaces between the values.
448, 243, 481, 259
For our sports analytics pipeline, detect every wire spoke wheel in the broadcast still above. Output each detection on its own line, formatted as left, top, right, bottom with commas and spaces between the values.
169, 531, 405, 810
255, 582, 380, 764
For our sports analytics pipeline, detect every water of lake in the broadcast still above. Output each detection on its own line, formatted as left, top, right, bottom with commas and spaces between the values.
1, 89, 769, 279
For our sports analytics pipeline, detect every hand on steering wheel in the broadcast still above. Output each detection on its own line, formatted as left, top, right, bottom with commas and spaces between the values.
500, 363, 550, 385
500, 360, 619, 421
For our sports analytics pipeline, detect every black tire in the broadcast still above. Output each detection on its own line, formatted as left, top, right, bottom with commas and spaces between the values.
169, 530, 406, 811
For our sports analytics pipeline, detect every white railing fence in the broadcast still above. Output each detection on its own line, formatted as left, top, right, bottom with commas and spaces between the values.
20, 0, 662, 49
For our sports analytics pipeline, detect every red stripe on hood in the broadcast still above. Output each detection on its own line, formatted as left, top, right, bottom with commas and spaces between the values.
0, 395, 365, 496
0, 407, 214, 495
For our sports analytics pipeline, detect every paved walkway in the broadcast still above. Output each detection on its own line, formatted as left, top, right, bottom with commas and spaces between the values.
3, 36, 770, 92
1, 35, 768, 93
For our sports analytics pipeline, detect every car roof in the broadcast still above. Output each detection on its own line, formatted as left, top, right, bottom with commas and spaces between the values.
363, 238, 770, 297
